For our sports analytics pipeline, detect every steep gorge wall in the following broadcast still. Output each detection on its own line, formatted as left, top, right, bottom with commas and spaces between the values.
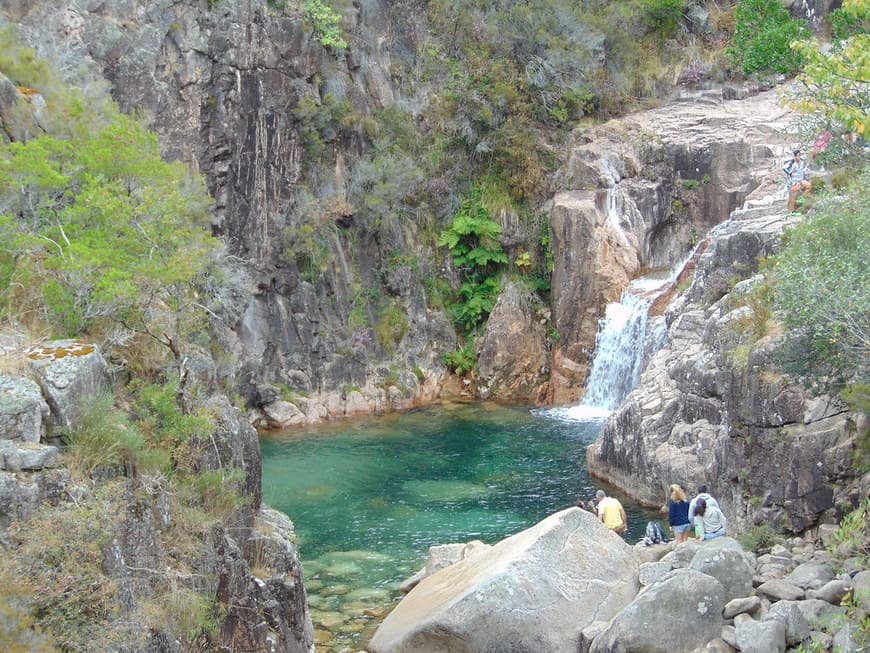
3, 1, 830, 419
6, 0, 456, 422
546, 88, 791, 403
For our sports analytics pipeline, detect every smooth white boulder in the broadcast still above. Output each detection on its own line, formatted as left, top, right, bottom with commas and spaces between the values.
369, 507, 639, 653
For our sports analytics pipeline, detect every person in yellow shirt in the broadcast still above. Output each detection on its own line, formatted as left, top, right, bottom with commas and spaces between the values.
596, 490, 627, 534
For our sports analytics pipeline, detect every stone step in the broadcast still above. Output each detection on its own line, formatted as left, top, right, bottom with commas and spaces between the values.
730, 198, 788, 222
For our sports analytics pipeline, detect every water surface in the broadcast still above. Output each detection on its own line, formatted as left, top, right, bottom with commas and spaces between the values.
261, 401, 660, 650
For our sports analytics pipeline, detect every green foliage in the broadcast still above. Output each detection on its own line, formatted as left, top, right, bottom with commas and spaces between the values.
787, 0, 869, 137
453, 275, 502, 330
437, 187, 507, 270
374, 299, 408, 351
292, 93, 350, 160
828, 496, 870, 564
441, 337, 476, 376
304, 0, 347, 49
156, 588, 218, 642
188, 468, 248, 520
64, 393, 147, 476
438, 182, 508, 332
738, 523, 783, 552
830, 1, 870, 40
132, 381, 212, 459
770, 170, 870, 376
641, 0, 688, 39
728, 0, 809, 76
0, 114, 218, 381
842, 383, 870, 471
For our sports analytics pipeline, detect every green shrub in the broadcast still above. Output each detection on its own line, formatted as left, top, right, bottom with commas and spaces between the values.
189, 468, 248, 520
438, 181, 508, 332
770, 170, 870, 376
728, 0, 809, 76
375, 300, 408, 351
641, 0, 688, 40
64, 392, 146, 476
441, 337, 476, 375
828, 497, 870, 564
738, 523, 783, 552
304, 0, 347, 49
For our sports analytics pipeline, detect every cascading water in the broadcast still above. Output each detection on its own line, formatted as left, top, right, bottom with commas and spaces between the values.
539, 245, 700, 424
553, 290, 652, 421
575, 292, 651, 413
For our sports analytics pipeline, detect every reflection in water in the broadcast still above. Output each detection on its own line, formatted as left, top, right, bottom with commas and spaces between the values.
261, 401, 661, 651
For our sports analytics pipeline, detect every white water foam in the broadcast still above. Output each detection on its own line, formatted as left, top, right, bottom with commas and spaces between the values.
536, 245, 700, 424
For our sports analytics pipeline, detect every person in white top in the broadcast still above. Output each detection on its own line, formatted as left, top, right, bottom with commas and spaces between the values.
693, 498, 727, 540
688, 485, 720, 527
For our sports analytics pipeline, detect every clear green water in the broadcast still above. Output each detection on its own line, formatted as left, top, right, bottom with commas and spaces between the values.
260, 401, 660, 650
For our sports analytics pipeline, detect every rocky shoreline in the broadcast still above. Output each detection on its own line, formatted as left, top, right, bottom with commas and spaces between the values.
368, 507, 868, 653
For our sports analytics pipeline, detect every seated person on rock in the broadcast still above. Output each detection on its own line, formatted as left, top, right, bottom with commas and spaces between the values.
688, 484, 719, 527
692, 497, 726, 540
596, 489, 627, 534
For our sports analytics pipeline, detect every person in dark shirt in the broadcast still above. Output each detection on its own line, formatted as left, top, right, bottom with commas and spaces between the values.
667, 483, 692, 544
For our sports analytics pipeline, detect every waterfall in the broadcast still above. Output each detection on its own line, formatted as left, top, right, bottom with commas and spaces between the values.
580, 292, 650, 410
537, 246, 699, 424
559, 291, 652, 421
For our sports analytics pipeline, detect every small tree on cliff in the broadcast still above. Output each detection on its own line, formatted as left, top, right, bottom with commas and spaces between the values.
0, 113, 219, 411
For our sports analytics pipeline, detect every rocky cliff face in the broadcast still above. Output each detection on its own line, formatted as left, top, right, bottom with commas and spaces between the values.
6, 0, 457, 418
587, 192, 869, 535
0, 339, 314, 652
547, 87, 792, 403
2, 1, 823, 416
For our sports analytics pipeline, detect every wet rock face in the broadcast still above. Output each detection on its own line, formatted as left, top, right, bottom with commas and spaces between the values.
547, 88, 787, 403
586, 194, 866, 535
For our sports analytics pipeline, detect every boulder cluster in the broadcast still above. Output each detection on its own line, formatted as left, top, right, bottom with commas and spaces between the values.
603, 536, 869, 653
371, 507, 868, 653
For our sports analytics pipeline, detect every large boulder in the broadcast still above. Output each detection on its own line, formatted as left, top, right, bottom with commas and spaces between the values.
369, 508, 639, 653
26, 340, 108, 433
475, 280, 549, 402
590, 568, 727, 653
688, 542, 754, 602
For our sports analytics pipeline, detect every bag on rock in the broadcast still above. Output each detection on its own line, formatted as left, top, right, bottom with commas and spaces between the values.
642, 520, 665, 545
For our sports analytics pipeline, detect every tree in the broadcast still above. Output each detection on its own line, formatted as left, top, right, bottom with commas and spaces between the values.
786, 0, 869, 137
0, 114, 219, 409
728, 0, 810, 76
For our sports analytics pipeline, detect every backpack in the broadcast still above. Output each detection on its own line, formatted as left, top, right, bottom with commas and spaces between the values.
642, 520, 666, 546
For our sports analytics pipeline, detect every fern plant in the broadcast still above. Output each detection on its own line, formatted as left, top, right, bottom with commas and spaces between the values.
438, 186, 508, 333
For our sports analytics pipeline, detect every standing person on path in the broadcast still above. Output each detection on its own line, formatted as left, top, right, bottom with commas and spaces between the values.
688, 485, 720, 528
596, 489, 628, 534
667, 484, 692, 544
784, 149, 812, 212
